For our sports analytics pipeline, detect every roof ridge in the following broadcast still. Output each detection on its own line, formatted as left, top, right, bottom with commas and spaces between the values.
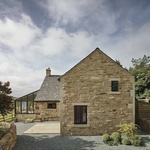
47, 75, 61, 77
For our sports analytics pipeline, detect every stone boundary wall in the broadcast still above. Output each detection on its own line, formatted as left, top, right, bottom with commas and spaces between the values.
15, 114, 35, 122
0, 123, 17, 150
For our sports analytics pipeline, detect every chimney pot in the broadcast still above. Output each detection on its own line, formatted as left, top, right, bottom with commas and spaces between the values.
46, 68, 51, 76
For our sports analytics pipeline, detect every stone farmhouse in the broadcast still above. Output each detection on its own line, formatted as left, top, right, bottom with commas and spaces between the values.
59, 48, 135, 135
15, 47, 135, 135
15, 68, 60, 121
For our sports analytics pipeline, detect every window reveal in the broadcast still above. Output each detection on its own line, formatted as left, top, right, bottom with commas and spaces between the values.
111, 81, 119, 91
74, 106, 87, 124
47, 103, 56, 109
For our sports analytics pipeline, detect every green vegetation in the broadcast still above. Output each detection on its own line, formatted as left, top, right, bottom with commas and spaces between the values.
121, 138, 131, 145
129, 55, 150, 99
0, 122, 10, 139
110, 132, 121, 143
102, 133, 110, 143
116, 122, 139, 137
25, 118, 34, 123
0, 130, 5, 139
132, 139, 142, 146
0, 81, 13, 121
102, 122, 143, 147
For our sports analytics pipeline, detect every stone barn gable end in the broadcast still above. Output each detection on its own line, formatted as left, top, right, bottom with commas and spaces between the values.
59, 47, 135, 136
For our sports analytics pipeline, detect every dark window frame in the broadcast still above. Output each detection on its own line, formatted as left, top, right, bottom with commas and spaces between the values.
47, 103, 56, 109
111, 80, 119, 92
21, 101, 27, 113
15, 91, 37, 114
74, 106, 87, 124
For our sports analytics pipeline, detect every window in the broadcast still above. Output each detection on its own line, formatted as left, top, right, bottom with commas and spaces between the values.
111, 81, 119, 91
16, 101, 21, 113
47, 103, 56, 109
22, 101, 27, 113
74, 106, 87, 124
28, 101, 34, 113
15, 91, 37, 114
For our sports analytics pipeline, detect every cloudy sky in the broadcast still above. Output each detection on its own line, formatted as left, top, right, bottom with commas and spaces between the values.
0, 0, 150, 97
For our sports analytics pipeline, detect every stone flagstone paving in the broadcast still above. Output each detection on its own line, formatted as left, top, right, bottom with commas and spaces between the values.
24, 122, 60, 134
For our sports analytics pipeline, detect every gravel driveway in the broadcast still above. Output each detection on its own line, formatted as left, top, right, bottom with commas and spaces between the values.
13, 122, 150, 150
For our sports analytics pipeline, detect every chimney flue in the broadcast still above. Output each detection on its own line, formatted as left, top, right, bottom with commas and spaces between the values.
46, 68, 51, 76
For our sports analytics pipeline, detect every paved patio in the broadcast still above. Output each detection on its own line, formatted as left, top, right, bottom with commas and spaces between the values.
24, 122, 60, 134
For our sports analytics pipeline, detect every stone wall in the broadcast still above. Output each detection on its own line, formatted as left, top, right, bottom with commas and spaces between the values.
15, 114, 35, 122
60, 49, 135, 136
35, 102, 60, 121
0, 123, 17, 150
15, 102, 60, 122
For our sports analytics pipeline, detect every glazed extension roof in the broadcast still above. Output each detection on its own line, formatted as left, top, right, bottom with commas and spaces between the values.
34, 75, 61, 102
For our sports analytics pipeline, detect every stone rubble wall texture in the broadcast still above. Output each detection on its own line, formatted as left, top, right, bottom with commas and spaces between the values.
34, 102, 60, 121
15, 114, 35, 122
16, 102, 60, 121
60, 49, 135, 136
0, 123, 17, 150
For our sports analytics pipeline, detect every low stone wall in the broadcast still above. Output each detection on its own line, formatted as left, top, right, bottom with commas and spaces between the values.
138, 118, 150, 133
0, 123, 17, 150
15, 114, 35, 122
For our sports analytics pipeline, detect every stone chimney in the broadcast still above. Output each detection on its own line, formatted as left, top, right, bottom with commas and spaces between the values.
46, 68, 51, 76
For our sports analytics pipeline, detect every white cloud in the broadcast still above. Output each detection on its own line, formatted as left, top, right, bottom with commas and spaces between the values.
0, 14, 40, 51
37, 0, 118, 33
30, 28, 96, 58
0, 0, 150, 98
101, 22, 150, 68
0, 13, 97, 97
39, 0, 104, 25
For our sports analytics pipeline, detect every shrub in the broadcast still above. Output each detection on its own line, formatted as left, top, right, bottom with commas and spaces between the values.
102, 122, 144, 147
111, 132, 121, 143
121, 138, 131, 145
0, 122, 10, 139
132, 139, 142, 146
130, 134, 141, 141
25, 118, 34, 123
102, 133, 110, 143
116, 122, 140, 137
0, 130, 5, 139
107, 141, 114, 146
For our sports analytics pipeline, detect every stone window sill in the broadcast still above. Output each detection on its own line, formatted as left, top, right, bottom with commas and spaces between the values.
72, 124, 90, 128
109, 92, 121, 95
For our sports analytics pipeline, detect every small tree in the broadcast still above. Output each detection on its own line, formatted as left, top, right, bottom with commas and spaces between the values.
0, 81, 13, 121
129, 55, 150, 99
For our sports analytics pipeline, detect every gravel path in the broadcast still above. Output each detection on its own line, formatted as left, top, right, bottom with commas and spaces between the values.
13, 122, 150, 150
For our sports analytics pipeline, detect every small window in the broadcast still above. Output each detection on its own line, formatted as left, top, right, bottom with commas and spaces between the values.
47, 103, 56, 109
111, 81, 119, 91
74, 106, 87, 124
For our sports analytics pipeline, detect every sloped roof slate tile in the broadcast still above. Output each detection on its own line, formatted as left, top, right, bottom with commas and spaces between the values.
34, 75, 60, 102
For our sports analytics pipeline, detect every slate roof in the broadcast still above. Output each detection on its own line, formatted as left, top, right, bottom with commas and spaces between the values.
34, 75, 61, 102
